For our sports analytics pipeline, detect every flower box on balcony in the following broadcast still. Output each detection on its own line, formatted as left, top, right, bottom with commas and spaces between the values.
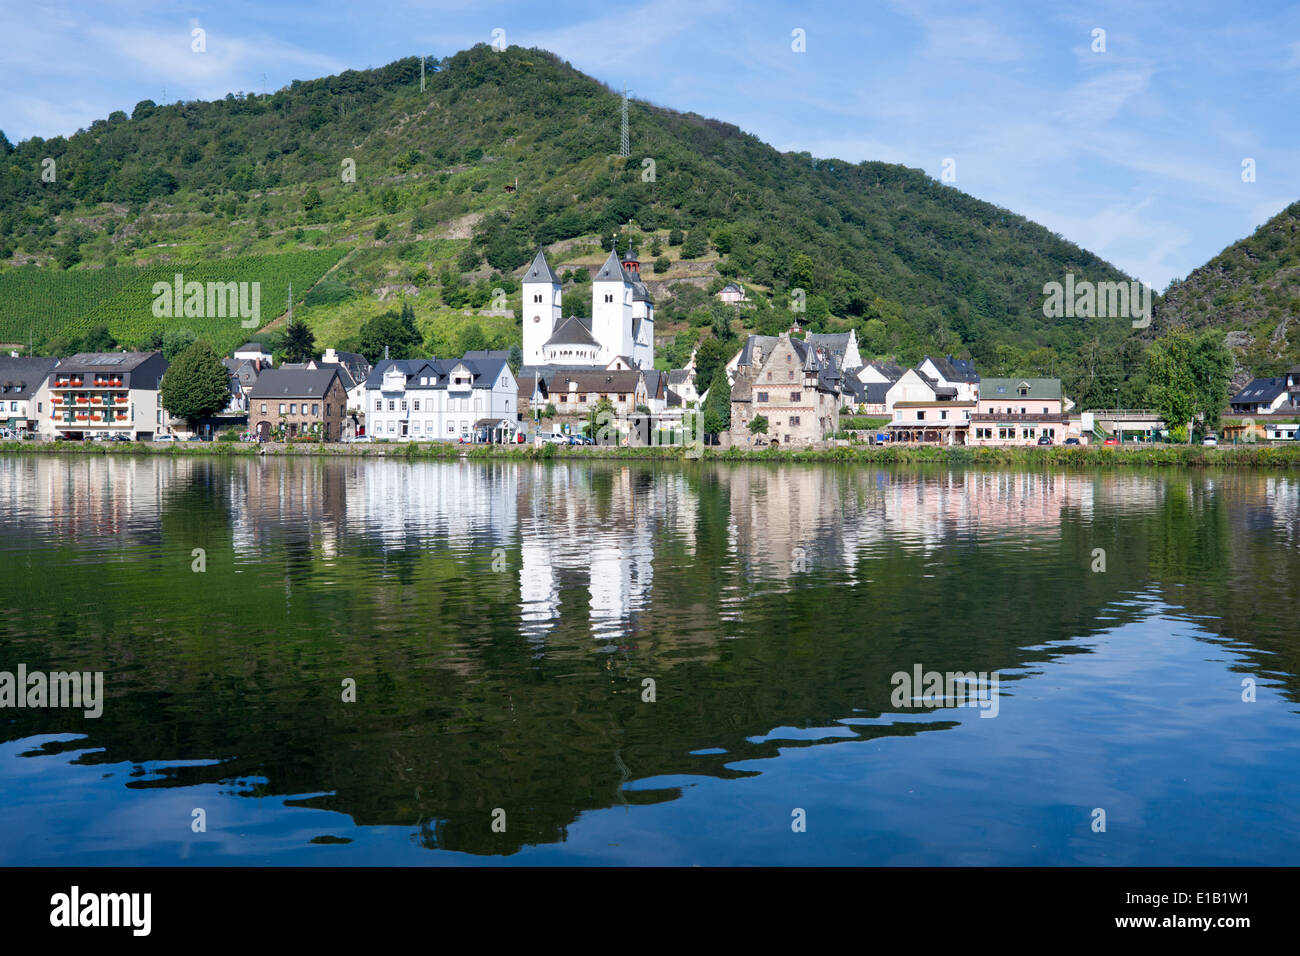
115, 414, 128, 420
76, 398, 88, 404
90, 414, 101, 421
75, 414, 88, 420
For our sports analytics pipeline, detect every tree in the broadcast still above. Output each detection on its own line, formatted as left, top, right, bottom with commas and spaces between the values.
681, 232, 708, 259
1143, 329, 1198, 440
701, 365, 731, 435
162, 328, 197, 360
160, 340, 230, 428
789, 252, 816, 292
654, 256, 671, 275
358, 305, 421, 363
587, 396, 616, 442
748, 414, 769, 435
456, 322, 487, 355
668, 228, 684, 247
282, 319, 317, 363
694, 337, 730, 393
302, 186, 322, 212
507, 344, 523, 373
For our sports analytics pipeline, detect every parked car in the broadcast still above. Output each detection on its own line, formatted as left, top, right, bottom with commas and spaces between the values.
1064, 438, 1081, 445
1103, 437, 1120, 446
110, 434, 131, 442
542, 433, 569, 445
570, 434, 594, 446
154, 434, 177, 443
1036, 436, 1052, 445
1202, 435, 1218, 446
514, 431, 526, 444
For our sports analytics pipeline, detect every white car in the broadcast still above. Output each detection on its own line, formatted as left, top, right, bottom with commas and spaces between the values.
154, 434, 177, 443
1202, 436, 1217, 446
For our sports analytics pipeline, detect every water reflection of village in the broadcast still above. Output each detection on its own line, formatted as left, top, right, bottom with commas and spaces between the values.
8, 456, 1300, 641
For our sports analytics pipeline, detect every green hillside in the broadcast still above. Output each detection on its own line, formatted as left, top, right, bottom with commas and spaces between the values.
1, 44, 1147, 403
0, 250, 344, 355
1157, 201, 1300, 378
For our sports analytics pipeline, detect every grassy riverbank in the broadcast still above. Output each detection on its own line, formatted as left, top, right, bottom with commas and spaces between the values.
5, 440, 1300, 468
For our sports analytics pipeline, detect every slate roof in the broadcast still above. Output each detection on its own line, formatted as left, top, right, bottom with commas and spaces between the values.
734, 335, 779, 368
364, 355, 512, 391
0, 356, 59, 400
862, 360, 904, 382
864, 382, 890, 405
522, 248, 562, 285
924, 355, 980, 384
1230, 377, 1288, 406
979, 377, 1063, 401
249, 366, 342, 399
544, 316, 600, 348
593, 248, 629, 283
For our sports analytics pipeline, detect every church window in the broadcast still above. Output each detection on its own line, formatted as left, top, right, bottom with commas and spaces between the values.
533, 294, 542, 303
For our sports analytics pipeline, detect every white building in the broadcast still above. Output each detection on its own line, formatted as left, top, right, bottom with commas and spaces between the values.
0, 356, 59, 437
233, 341, 274, 365
43, 351, 176, 441
521, 246, 654, 369
364, 353, 518, 441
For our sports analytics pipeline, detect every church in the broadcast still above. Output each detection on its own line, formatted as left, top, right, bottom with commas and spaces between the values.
521, 245, 654, 369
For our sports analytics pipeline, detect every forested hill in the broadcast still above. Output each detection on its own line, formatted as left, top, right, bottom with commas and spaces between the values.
1157, 201, 1300, 378
1, 44, 1141, 400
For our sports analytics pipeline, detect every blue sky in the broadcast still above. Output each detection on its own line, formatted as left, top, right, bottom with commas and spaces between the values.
3, 0, 1298, 291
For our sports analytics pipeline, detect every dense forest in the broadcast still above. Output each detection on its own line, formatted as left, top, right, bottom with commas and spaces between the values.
0, 44, 1262, 411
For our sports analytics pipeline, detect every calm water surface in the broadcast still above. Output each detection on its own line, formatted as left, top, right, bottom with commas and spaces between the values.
0, 455, 1297, 865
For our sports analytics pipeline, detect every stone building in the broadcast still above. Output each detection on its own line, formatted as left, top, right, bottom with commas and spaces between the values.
729, 332, 842, 447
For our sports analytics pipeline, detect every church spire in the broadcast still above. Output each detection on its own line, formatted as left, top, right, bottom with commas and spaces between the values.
524, 247, 561, 285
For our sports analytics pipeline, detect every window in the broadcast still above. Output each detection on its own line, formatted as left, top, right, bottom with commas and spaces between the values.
448, 422, 455, 433
387, 401, 395, 411
533, 293, 542, 303
1024, 428, 1036, 439
325, 404, 331, 417
400, 401, 407, 412
1020, 407, 1026, 414
940, 410, 948, 420
8, 401, 14, 412
261, 403, 267, 414
387, 422, 395, 433
289, 403, 297, 414
757, 392, 768, 403
917, 411, 926, 420
312, 404, 319, 416
279, 404, 286, 415
413, 400, 420, 411
1042, 407, 1049, 414
789, 416, 800, 426
604, 293, 613, 303
617, 394, 625, 403
375, 399, 382, 411
790, 391, 801, 403
412, 422, 421, 433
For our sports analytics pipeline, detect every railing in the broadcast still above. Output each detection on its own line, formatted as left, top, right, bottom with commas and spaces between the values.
1084, 408, 1161, 418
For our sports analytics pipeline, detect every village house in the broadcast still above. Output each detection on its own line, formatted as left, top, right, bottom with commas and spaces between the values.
0, 355, 59, 437
717, 282, 750, 304
248, 366, 349, 441
968, 378, 1072, 445
365, 353, 517, 442
43, 351, 173, 441
1229, 377, 1290, 415
729, 331, 842, 447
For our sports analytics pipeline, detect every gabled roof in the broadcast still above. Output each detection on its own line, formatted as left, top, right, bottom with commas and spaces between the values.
863, 360, 904, 382
923, 355, 980, 384
544, 316, 600, 348
734, 334, 779, 369
248, 366, 342, 399
593, 248, 629, 283
1231, 377, 1288, 404
522, 248, 561, 285
0, 356, 59, 400
235, 341, 271, 353
980, 377, 1063, 401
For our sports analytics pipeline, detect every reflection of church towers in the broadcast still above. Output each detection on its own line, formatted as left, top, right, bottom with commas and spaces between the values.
516, 465, 662, 641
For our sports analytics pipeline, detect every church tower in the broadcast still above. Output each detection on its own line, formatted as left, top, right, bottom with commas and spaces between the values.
591, 245, 634, 364
521, 248, 562, 366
